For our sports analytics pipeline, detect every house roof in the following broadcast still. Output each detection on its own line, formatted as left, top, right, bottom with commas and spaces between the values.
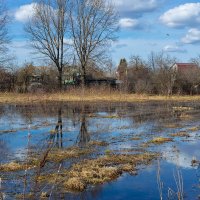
172, 63, 198, 72
173, 62, 197, 68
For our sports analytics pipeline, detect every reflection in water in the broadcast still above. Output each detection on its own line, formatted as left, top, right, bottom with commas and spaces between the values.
53, 107, 63, 148
0, 140, 9, 163
76, 106, 90, 147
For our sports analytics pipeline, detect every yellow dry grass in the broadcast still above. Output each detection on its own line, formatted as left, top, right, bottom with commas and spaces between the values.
147, 137, 173, 145
1, 91, 200, 104
64, 177, 86, 191
0, 161, 34, 172
47, 147, 93, 162
187, 126, 199, 132
170, 131, 190, 137
88, 140, 108, 146
38, 152, 159, 192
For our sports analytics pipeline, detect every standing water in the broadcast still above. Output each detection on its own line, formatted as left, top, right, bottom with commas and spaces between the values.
0, 102, 200, 199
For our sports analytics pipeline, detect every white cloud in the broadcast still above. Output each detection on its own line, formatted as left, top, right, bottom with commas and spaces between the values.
160, 3, 200, 28
15, 3, 37, 23
163, 44, 186, 53
114, 0, 160, 13
182, 28, 200, 44
119, 18, 139, 28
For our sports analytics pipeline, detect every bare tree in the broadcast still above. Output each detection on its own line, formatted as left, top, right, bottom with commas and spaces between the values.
129, 55, 151, 94
69, 0, 118, 85
150, 52, 177, 95
191, 55, 200, 67
25, 0, 69, 89
130, 55, 145, 69
0, 0, 10, 66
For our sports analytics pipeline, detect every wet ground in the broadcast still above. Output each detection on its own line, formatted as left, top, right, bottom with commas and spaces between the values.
0, 101, 200, 200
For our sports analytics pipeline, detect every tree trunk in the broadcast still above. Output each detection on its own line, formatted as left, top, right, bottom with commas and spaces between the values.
58, 69, 63, 90
81, 65, 86, 87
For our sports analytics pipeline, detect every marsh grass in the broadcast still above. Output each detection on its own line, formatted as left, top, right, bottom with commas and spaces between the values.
147, 137, 173, 145
45, 147, 93, 162
164, 124, 182, 129
130, 137, 141, 141
2, 90, 200, 104
0, 162, 35, 172
0, 129, 17, 134
187, 126, 199, 132
88, 140, 108, 146
38, 153, 159, 192
170, 132, 190, 138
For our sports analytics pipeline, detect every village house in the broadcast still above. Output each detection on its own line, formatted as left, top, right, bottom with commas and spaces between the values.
171, 63, 200, 94
62, 65, 116, 87
171, 63, 198, 73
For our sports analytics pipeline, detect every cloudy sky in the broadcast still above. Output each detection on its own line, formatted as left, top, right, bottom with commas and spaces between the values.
6, 0, 200, 66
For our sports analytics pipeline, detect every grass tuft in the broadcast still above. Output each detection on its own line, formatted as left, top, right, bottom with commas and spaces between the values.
170, 132, 190, 137
0, 162, 34, 172
64, 177, 86, 192
147, 137, 173, 145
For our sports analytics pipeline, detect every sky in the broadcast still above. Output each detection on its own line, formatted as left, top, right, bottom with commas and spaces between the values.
5, 0, 200, 66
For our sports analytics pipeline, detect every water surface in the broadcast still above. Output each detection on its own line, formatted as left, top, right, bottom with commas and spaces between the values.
0, 102, 200, 199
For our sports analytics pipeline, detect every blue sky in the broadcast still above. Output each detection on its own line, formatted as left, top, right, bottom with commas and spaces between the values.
6, 0, 200, 66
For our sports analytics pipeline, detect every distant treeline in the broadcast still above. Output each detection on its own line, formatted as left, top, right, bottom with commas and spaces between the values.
1, 52, 200, 95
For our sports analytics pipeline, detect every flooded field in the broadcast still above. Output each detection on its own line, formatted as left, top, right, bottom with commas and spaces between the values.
1, 101, 200, 200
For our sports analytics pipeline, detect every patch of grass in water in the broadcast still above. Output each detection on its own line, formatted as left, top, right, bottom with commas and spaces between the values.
102, 115, 119, 119
38, 152, 159, 192
164, 124, 180, 128
88, 140, 108, 146
118, 125, 132, 130
147, 137, 173, 145
172, 106, 193, 111
47, 147, 93, 162
64, 177, 86, 191
170, 131, 190, 138
130, 137, 141, 141
187, 126, 199, 132
0, 129, 17, 134
16, 193, 34, 199
0, 162, 35, 172
179, 113, 193, 120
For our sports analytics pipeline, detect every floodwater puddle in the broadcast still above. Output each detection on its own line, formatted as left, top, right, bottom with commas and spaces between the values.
0, 102, 200, 199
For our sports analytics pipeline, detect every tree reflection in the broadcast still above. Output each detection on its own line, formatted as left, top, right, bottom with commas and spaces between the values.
54, 107, 63, 148
76, 106, 90, 147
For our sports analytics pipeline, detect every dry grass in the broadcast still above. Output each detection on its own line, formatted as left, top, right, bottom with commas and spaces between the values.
47, 147, 93, 162
187, 126, 199, 132
1, 91, 200, 104
88, 140, 108, 146
172, 106, 193, 111
147, 137, 173, 145
0, 129, 17, 134
16, 193, 34, 199
170, 131, 190, 137
130, 137, 141, 141
38, 152, 159, 192
64, 177, 86, 191
0, 161, 34, 172
164, 124, 181, 129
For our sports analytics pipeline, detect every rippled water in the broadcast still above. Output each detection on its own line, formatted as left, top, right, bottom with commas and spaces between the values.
0, 102, 200, 199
